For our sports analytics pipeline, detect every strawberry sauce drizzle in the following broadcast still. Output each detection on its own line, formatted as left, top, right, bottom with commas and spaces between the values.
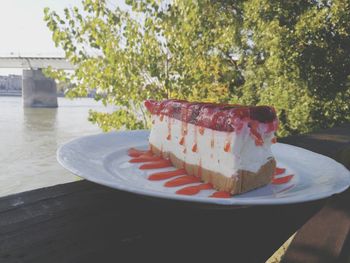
128, 148, 292, 199
210, 191, 231, 198
192, 143, 198, 152
272, 174, 294, 185
274, 167, 286, 176
272, 167, 294, 185
164, 175, 201, 187
139, 159, 172, 170
224, 141, 231, 152
144, 99, 279, 155
250, 124, 264, 146
176, 183, 213, 195
179, 136, 185, 145
128, 148, 152, 158
224, 132, 232, 152
193, 126, 198, 152
167, 116, 172, 140
129, 155, 162, 163
148, 169, 186, 181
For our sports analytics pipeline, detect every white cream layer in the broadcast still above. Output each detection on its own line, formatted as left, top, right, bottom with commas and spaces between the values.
149, 115, 274, 177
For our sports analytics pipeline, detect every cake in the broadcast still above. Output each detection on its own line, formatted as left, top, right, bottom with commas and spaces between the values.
144, 99, 278, 195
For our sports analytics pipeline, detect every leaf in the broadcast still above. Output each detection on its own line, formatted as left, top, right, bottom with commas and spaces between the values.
43, 0, 350, 134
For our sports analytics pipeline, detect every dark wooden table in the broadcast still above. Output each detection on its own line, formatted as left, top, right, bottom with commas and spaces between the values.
0, 124, 349, 263
279, 123, 350, 263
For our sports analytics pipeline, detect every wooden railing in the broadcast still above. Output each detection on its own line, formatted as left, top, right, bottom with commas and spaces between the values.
0, 123, 349, 263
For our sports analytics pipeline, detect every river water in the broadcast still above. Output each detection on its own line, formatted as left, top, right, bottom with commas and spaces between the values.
0, 96, 107, 197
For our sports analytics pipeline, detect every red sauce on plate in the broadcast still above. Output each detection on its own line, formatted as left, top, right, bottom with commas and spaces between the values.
164, 175, 201, 187
148, 169, 186, 181
128, 148, 152, 157
128, 147, 291, 198
129, 156, 162, 163
274, 167, 286, 176
210, 191, 231, 198
272, 174, 294, 185
176, 183, 213, 195
139, 159, 172, 170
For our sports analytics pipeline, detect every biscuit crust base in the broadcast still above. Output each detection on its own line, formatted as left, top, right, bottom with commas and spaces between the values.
150, 144, 276, 195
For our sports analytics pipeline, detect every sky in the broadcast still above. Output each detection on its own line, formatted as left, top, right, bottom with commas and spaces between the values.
0, 0, 128, 75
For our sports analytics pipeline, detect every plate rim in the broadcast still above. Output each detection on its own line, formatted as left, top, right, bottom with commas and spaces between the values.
57, 130, 350, 206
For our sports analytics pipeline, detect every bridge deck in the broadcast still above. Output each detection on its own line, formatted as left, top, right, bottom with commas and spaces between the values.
0, 57, 74, 70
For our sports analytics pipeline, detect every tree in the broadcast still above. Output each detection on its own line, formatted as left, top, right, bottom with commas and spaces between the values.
240, 0, 350, 135
44, 0, 350, 136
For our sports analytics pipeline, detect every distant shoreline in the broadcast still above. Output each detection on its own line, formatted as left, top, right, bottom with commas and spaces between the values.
0, 93, 89, 98
0, 92, 21, 97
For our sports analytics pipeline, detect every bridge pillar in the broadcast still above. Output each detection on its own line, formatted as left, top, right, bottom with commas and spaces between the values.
22, 69, 58, 108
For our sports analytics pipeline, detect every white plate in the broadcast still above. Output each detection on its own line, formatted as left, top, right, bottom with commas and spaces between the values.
57, 130, 350, 206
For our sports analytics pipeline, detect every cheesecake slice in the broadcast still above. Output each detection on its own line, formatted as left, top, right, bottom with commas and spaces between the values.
144, 99, 278, 195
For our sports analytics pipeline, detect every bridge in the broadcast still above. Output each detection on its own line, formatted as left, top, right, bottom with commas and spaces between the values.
0, 56, 74, 107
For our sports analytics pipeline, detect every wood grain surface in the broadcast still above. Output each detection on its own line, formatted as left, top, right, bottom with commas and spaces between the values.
1, 123, 349, 263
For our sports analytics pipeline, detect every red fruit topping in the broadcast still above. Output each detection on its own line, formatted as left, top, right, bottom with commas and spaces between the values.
144, 100, 156, 113
145, 99, 277, 136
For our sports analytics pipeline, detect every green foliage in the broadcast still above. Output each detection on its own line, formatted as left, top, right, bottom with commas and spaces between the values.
44, 0, 350, 136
